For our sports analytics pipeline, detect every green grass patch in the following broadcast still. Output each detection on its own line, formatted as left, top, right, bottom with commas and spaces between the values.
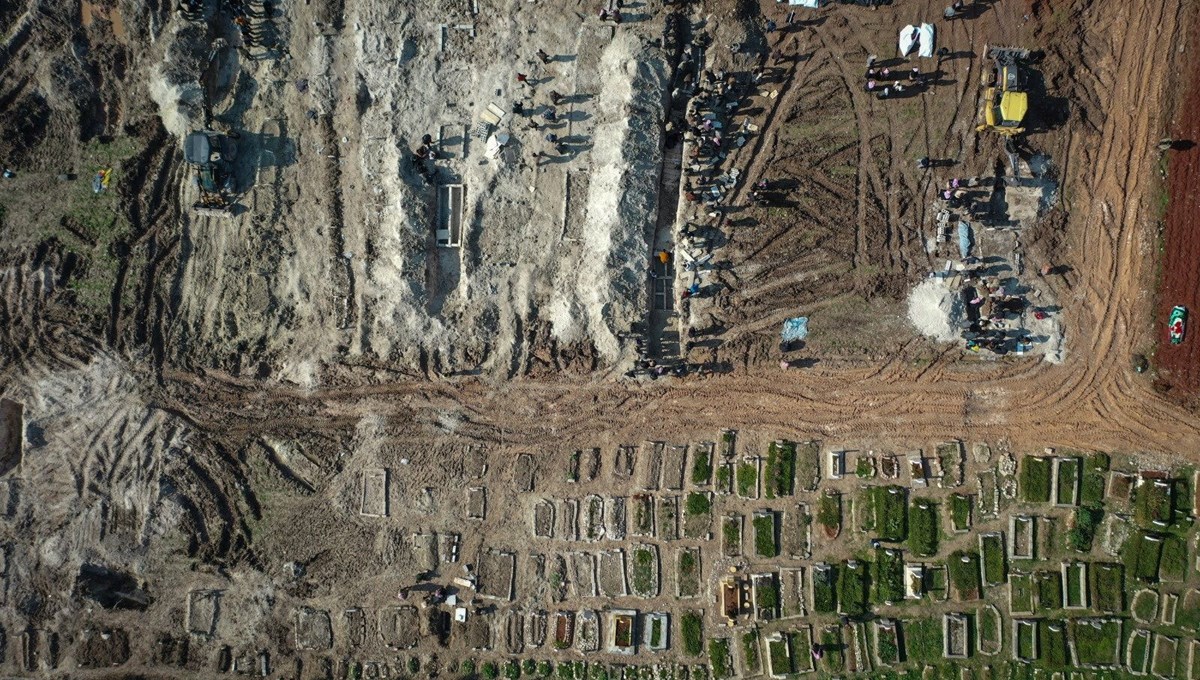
1091, 564, 1124, 612
1080, 453, 1109, 505
678, 548, 700, 597
691, 447, 712, 485
631, 547, 656, 595
837, 561, 868, 616
813, 564, 838, 613
876, 623, 901, 664
872, 486, 908, 541
764, 441, 796, 498
817, 492, 840, 532
685, 492, 710, 516
755, 574, 780, 615
909, 500, 939, 556
1161, 534, 1188, 581
1128, 532, 1164, 582
741, 630, 760, 674
1036, 571, 1062, 610
768, 635, 792, 674
722, 516, 741, 556
1056, 458, 1080, 504
753, 513, 778, 557
1020, 457, 1052, 502
949, 551, 982, 600
1134, 479, 1174, 528
1010, 572, 1034, 613
708, 638, 732, 679
981, 534, 1006, 585
1072, 619, 1121, 665
905, 618, 942, 664
1065, 563, 1085, 608
1038, 620, 1069, 668
874, 548, 905, 604
820, 627, 844, 673
715, 465, 731, 493
950, 493, 972, 532
681, 612, 703, 656
737, 462, 757, 497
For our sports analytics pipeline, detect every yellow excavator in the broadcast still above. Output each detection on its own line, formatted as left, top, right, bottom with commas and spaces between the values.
976, 45, 1032, 137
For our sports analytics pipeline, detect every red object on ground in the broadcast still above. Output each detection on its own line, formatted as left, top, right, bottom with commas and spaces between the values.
1158, 49, 1200, 394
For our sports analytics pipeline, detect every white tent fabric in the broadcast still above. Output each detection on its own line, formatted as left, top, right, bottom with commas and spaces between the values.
788, 0, 822, 6
899, 23, 936, 58
918, 23, 936, 58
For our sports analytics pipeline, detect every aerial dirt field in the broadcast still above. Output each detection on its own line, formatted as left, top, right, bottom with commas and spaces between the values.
1, 0, 1199, 676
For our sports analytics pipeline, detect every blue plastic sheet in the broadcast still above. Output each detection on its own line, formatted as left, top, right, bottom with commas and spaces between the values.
781, 317, 809, 343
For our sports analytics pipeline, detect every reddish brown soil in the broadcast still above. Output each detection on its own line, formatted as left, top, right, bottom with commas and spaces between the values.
1157, 1, 1200, 398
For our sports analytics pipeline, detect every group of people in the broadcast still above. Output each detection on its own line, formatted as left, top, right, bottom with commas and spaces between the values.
411, 134, 438, 185
864, 55, 927, 99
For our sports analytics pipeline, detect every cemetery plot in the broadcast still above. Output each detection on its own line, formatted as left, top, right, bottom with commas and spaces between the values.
662, 445, 686, 491
467, 487, 487, 520
1152, 634, 1179, 679
629, 545, 660, 598
186, 590, 221, 636
597, 549, 628, 597
1054, 457, 1081, 506
1010, 572, 1035, 614
583, 495, 606, 541
1072, 618, 1122, 667
638, 441, 663, 491
1021, 457, 1053, 503
1062, 561, 1088, 609
571, 552, 597, 598
1010, 515, 1036, 559
294, 607, 333, 650
977, 604, 1002, 656
784, 503, 812, 558
764, 440, 796, 499
1092, 563, 1125, 612
871, 486, 908, 542
909, 499, 939, 557
1014, 619, 1039, 661
874, 547, 905, 605
753, 510, 779, 558
723, 514, 743, 557
513, 454, 536, 493
561, 499, 579, 541
533, 500, 555, 538
741, 629, 761, 675
606, 496, 627, 540
949, 551, 982, 601
631, 495, 655, 537
1127, 628, 1152, 675
683, 492, 712, 539
658, 496, 679, 540
1039, 620, 1070, 667
361, 469, 389, 517
477, 550, 516, 601
874, 619, 902, 665
796, 441, 821, 492
980, 532, 1006, 585
690, 442, 713, 487
379, 606, 420, 649
951, 493, 973, 532
737, 458, 761, 499
943, 613, 970, 659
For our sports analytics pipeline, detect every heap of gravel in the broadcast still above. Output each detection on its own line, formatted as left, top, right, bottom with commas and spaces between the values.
907, 278, 964, 343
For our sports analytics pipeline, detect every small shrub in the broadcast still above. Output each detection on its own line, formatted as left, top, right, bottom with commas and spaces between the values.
482, 662, 499, 679
691, 448, 712, 484
462, 660, 477, 678
504, 660, 521, 679
536, 661, 552, 677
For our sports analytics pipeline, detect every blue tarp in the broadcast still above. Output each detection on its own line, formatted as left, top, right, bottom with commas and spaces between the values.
781, 317, 809, 343
958, 220, 972, 259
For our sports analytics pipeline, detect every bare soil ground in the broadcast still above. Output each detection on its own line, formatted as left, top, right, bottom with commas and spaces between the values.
0, 0, 1197, 676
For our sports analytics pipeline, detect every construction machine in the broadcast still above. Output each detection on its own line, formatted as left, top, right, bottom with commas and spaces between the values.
976, 45, 1031, 137
183, 39, 240, 217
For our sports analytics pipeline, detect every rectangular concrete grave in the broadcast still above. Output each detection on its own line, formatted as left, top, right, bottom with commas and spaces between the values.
187, 590, 221, 636
614, 445, 636, 479
378, 606, 419, 649
1153, 635, 1179, 679
554, 611, 575, 649
658, 496, 679, 540
527, 610, 547, 648
631, 494, 654, 537
360, 469, 389, 517
412, 532, 438, 572
793, 626, 815, 673
784, 504, 812, 559
505, 609, 524, 654
1063, 562, 1088, 610
435, 183, 464, 247
295, 607, 333, 650
597, 549, 628, 597
581, 447, 600, 482
343, 608, 367, 648
467, 487, 486, 520
466, 610, 492, 650
582, 495, 605, 541
629, 544, 660, 598
1127, 628, 1152, 674
663, 445, 687, 490
936, 441, 965, 488
561, 499, 578, 541
752, 571, 780, 620
688, 441, 715, 489
1161, 592, 1178, 626
676, 546, 701, 598
571, 552, 597, 598
607, 609, 638, 654
644, 612, 669, 651
1188, 640, 1200, 680
577, 609, 601, 653
606, 496, 627, 540
1054, 457, 1081, 506
548, 555, 568, 602
1014, 619, 1039, 661
441, 533, 460, 563
513, 453, 536, 493
1010, 515, 1036, 559
978, 470, 999, 517
533, 500, 556, 538
944, 613, 971, 659
477, 549, 516, 601
723, 513, 743, 557
637, 441, 663, 491
781, 567, 806, 618
874, 618, 902, 666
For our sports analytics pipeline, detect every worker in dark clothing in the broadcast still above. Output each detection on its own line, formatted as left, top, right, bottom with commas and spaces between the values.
536, 48, 551, 64
549, 90, 563, 105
